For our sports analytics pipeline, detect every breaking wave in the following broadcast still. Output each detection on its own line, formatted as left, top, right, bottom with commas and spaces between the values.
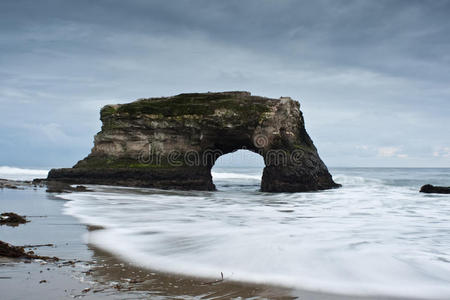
56, 167, 450, 299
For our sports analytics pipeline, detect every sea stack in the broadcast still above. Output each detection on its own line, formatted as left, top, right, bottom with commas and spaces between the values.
420, 184, 450, 194
48, 91, 340, 192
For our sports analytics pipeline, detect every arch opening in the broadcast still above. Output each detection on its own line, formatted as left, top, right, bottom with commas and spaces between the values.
211, 149, 265, 191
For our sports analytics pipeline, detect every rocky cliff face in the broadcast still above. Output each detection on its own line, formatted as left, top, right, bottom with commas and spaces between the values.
48, 91, 340, 192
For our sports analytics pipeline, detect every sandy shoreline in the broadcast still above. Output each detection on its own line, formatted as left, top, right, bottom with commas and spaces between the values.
0, 184, 429, 300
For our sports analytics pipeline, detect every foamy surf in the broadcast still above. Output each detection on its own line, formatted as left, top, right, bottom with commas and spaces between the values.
59, 168, 450, 299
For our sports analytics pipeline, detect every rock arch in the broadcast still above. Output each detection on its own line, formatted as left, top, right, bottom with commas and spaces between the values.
48, 91, 340, 192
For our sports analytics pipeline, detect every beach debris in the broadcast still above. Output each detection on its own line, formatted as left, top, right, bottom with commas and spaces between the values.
112, 283, 122, 290
82, 270, 93, 275
82, 288, 91, 293
39, 279, 47, 284
87, 225, 105, 231
0, 240, 59, 261
21, 243, 54, 248
200, 272, 224, 285
0, 212, 28, 226
61, 260, 77, 266
129, 278, 143, 284
0, 213, 27, 225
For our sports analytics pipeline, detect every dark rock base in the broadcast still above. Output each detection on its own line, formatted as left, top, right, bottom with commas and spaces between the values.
261, 166, 341, 192
48, 166, 340, 193
47, 167, 216, 191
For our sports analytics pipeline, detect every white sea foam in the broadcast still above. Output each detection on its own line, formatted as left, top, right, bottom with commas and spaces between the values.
58, 168, 450, 299
0, 166, 48, 181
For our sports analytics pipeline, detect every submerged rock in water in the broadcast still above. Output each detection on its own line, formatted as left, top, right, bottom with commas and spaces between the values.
0, 178, 36, 189
45, 181, 90, 193
420, 184, 450, 194
48, 91, 340, 192
0, 179, 19, 189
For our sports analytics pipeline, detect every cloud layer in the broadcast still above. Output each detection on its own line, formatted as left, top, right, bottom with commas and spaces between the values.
1, 0, 449, 167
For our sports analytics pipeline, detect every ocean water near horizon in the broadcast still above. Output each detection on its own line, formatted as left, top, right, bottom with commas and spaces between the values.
0, 166, 48, 181
2, 166, 450, 299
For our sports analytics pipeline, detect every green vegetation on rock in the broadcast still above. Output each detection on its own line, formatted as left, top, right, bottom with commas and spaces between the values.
113, 93, 271, 119
100, 105, 117, 119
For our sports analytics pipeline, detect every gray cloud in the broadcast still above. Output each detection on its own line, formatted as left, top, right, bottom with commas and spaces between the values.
0, 0, 449, 167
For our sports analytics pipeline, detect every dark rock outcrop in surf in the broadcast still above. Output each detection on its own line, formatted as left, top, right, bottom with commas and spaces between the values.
48, 91, 339, 192
420, 184, 450, 194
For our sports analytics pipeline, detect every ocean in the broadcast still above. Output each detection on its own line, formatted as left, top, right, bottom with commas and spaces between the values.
1, 166, 450, 299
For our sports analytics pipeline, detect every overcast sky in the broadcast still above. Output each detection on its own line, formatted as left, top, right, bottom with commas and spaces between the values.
1, 0, 449, 168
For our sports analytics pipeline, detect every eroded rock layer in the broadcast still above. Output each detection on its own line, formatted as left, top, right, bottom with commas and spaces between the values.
48, 91, 340, 192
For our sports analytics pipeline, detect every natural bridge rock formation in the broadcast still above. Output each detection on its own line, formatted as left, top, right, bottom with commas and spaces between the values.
48, 91, 340, 192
